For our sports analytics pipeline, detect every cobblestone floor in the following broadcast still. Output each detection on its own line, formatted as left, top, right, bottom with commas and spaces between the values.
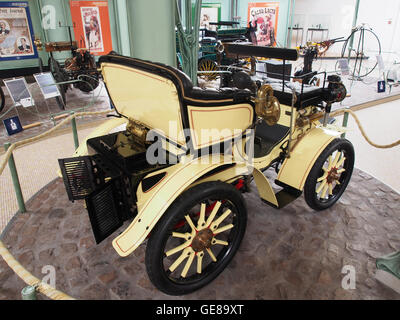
0, 168, 399, 300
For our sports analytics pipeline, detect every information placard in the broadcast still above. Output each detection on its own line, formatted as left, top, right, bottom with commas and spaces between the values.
34, 72, 61, 99
3, 77, 33, 107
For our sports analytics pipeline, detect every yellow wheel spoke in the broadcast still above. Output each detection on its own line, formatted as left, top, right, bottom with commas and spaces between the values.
172, 232, 190, 239
210, 209, 231, 230
321, 183, 329, 198
205, 201, 222, 227
327, 155, 333, 170
185, 215, 197, 232
197, 203, 206, 230
317, 173, 327, 182
337, 168, 346, 174
165, 241, 190, 257
316, 180, 327, 194
328, 184, 333, 196
181, 251, 196, 278
331, 151, 342, 168
206, 248, 217, 262
336, 156, 346, 168
212, 238, 228, 246
197, 252, 204, 274
213, 223, 234, 235
169, 247, 192, 272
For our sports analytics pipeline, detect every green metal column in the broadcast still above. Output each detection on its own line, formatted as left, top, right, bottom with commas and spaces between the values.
113, 0, 131, 56
347, 0, 361, 59
4, 143, 26, 214
127, 0, 176, 66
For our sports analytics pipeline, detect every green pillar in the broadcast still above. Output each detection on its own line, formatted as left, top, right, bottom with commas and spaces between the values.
127, 0, 176, 66
113, 0, 131, 56
347, 0, 361, 59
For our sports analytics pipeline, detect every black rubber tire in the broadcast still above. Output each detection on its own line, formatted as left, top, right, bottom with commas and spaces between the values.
304, 138, 355, 211
0, 86, 5, 114
145, 181, 247, 296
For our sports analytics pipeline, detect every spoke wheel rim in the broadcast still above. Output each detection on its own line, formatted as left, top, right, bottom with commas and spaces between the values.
314, 149, 350, 203
198, 59, 218, 81
161, 198, 239, 285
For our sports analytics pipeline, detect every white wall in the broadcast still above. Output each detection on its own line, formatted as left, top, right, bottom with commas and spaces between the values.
293, 0, 400, 62
291, 0, 356, 53
357, 0, 400, 63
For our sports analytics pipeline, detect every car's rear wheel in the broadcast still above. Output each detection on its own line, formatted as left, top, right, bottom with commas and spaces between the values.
145, 181, 247, 295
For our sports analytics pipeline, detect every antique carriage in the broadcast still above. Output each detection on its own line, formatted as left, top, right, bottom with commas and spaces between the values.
58, 46, 354, 295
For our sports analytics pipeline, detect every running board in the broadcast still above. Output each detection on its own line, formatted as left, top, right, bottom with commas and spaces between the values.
253, 168, 302, 209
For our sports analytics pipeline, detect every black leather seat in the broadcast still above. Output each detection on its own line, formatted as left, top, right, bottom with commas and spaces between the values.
99, 54, 253, 106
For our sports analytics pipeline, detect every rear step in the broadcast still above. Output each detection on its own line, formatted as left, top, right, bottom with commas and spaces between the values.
262, 188, 302, 209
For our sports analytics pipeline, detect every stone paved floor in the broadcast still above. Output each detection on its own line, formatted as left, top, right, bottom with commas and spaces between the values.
0, 168, 399, 300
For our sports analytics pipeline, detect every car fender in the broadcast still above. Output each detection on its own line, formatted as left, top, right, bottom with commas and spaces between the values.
112, 155, 238, 257
276, 126, 341, 191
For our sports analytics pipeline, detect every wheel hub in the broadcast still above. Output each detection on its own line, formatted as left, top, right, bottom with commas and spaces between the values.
327, 168, 339, 184
191, 229, 213, 252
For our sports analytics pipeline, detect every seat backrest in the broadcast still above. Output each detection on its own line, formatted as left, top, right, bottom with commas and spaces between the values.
100, 54, 255, 152
100, 55, 188, 146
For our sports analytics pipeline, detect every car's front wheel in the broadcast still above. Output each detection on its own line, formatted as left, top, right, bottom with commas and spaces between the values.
303, 138, 355, 211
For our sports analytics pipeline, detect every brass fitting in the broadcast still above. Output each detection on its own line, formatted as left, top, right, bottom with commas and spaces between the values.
255, 84, 281, 126
126, 118, 150, 147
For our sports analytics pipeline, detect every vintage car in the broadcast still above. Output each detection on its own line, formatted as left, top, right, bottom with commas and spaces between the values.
197, 21, 250, 81
58, 46, 354, 296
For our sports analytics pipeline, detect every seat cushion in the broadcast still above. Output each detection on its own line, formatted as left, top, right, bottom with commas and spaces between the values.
189, 87, 252, 103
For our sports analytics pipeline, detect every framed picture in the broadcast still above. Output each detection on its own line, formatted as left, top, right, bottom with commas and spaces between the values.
70, 0, 113, 56
247, 2, 279, 47
0, 1, 38, 61
199, 3, 221, 31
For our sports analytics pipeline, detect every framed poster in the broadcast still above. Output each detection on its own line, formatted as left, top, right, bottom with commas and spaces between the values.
69, 0, 112, 56
248, 2, 279, 47
0, 1, 38, 61
199, 3, 221, 31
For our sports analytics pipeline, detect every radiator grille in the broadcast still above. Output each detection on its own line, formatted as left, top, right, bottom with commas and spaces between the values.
86, 181, 123, 244
59, 157, 96, 201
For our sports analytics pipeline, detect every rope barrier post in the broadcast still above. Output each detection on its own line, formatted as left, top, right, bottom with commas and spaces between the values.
70, 112, 79, 150
21, 285, 37, 300
341, 109, 350, 139
4, 143, 26, 213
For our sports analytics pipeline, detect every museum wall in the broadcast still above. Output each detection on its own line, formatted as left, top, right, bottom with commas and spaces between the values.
293, 0, 400, 62
292, 0, 355, 53
0, 0, 121, 71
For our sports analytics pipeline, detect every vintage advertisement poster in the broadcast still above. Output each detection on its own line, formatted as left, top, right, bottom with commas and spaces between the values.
0, 2, 37, 60
69, 0, 112, 56
199, 3, 221, 31
247, 2, 279, 47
